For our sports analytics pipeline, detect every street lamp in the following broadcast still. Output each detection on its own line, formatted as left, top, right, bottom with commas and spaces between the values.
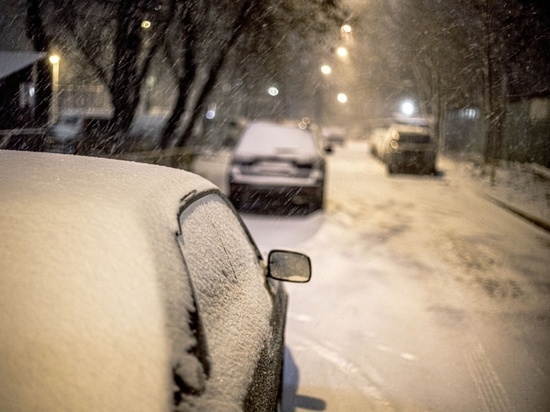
49, 54, 60, 124
400, 100, 415, 116
320, 65, 332, 75
267, 86, 279, 96
337, 93, 348, 104
336, 47, 348, 58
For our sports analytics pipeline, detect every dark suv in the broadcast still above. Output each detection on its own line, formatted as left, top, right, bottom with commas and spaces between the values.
381, 124, 437, 174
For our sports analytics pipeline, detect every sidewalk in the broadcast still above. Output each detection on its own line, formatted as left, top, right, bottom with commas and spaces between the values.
440, 154, 550, 232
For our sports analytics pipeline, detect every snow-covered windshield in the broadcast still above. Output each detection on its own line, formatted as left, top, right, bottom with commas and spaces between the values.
235, 122, 317, 157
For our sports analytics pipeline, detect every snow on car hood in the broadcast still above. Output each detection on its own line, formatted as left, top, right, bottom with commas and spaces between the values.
0, 150, 217, 411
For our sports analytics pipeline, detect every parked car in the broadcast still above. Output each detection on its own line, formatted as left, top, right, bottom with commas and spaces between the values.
228, 120, 328, 213
321, 125, 347, 147
0, 150, 311, 411
48, 109, 112, 153
378, 124, 438, 174
368, 127, 388, 158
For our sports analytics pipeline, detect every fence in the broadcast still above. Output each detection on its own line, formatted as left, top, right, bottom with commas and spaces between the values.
0, 128, 48, 151
445, 100, 550, 167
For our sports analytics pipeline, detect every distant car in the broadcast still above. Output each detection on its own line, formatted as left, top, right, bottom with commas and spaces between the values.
228, 120, 328, 212
379, 124, 438, 174
321, 126, 347, 147
48, 110, 112, 153
0, 150, 311, 411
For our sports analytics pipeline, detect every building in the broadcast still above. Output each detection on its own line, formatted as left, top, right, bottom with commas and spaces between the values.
0, 51, 46, 129
0, 51, 50, 151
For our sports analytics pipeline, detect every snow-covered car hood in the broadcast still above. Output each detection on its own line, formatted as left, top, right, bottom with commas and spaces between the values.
0, 150, 217, 411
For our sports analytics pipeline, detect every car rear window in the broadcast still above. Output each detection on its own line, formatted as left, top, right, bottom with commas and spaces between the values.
235, 123, 317, 156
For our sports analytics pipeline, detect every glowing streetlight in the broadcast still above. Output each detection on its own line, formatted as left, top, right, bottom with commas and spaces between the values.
49, 54, 60, 123
320, 65, 332, 75
336, 47, 348, 58
268, 86, 279, 96
401, 100, 415, 116
341, 24, 352, 33
141, 20, 152, 29
337, 93, 348, 104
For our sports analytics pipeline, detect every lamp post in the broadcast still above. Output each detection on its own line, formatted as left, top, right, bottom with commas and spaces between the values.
49, 54, 60, 124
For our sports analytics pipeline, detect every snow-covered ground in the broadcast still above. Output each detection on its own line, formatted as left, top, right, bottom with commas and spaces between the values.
440, 154, 549, 228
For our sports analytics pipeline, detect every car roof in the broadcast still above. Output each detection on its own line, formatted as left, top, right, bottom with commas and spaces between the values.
0, 150, 217, 411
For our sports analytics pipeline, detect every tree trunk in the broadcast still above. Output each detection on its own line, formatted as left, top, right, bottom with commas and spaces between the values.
159, 2, 199, 149
109, 0, 143, 149
159, 73, 196, 149
174, 56, 228, 148
173, 0, 253, 148
26, 0, 52, 127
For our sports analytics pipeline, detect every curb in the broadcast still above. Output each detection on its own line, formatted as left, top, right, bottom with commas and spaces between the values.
530, 164, 550, 181
482, 193, 550, 233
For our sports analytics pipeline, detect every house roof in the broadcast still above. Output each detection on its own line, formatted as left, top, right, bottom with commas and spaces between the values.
0, 51, 45, 79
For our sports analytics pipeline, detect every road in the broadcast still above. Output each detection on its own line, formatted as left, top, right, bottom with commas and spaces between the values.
194, 141, 550, 412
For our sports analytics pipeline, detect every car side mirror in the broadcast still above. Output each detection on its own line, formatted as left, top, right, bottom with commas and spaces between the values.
267, 250, 311, 283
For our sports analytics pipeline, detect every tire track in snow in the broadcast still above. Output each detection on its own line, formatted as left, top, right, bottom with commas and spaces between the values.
295, 335, 388, 402
463, 332, 516, 412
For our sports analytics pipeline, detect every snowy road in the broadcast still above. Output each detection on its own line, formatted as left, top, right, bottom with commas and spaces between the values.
194, 141, 550, 411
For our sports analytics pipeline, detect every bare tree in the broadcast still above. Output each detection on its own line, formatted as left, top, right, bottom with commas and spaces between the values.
159, 0, 255, 149
360, 0, 513, 167
31, 0, 175, 150
159, 0, 345, 149
26, 0, 344, 152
